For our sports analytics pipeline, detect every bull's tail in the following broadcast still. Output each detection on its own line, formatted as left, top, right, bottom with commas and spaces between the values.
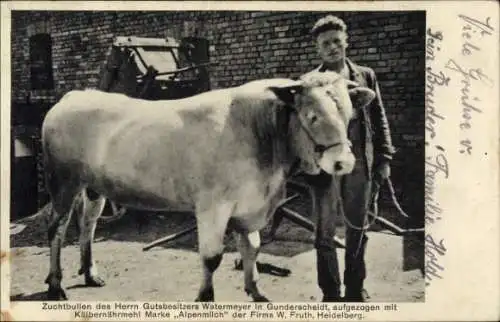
41, 135, 73, 241
97, 201, 127, 224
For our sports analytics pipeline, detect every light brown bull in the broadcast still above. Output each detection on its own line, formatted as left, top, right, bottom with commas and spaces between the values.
42, 71, 375, 301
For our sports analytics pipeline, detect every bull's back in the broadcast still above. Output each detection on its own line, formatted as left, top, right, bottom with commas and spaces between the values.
42, 89, 236, 208
43, 90, 140, 169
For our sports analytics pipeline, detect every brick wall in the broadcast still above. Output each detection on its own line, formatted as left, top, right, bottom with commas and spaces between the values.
11, 11, 425, 221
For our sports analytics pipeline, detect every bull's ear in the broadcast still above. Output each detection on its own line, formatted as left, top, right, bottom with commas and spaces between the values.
348, 87, 376, 108
269, 83, 304, 105
345, 79, 360, 90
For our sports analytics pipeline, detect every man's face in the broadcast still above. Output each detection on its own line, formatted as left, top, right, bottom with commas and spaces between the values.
316, 29, 348, 64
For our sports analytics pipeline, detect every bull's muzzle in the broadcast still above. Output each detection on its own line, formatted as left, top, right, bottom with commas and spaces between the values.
317, 141, 355, 176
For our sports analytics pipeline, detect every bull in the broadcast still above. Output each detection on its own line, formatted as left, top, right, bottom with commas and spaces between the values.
41, 71, 375, 301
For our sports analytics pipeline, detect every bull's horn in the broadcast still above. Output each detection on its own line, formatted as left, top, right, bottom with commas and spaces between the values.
345, 79, 360, 89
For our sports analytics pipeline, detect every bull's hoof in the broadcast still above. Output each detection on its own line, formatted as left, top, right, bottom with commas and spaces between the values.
47, 286, 68, 301
252, 294, 270, 302
195, 288, 214, 302
85, 275, 106, 287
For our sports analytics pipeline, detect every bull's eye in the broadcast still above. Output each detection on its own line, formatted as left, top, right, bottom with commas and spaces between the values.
332, 98, 342, 113
326, 91, 342, 111
306, 111, 319, 125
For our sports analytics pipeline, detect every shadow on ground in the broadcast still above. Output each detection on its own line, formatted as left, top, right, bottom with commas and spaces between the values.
10, 197, 424, 269
9, 203, 425, 302
10, 201, 319, 258
10, 291, 48, 301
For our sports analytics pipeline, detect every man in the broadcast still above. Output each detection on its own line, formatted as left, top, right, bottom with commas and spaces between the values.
301, 15, 395, 302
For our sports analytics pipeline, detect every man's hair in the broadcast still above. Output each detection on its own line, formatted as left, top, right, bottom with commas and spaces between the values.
311, 15, 347, 38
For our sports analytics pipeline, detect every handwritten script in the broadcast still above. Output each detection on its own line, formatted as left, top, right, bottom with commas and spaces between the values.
446, 14, 495, 155
424, 146, 448, 286
424, 27, 449, 287
424, 143, 448, 286
425, 234, 447, 286
423, 13, 496, 287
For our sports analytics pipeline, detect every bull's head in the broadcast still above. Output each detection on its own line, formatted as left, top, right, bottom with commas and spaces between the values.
269, 71, 375, 176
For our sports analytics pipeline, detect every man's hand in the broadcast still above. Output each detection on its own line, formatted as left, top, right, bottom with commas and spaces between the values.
374, 162, 391, 183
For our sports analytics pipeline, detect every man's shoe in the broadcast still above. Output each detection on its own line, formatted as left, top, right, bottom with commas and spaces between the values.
344, 289, 370, 302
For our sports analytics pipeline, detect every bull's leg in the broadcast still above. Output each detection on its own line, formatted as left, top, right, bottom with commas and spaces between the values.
195, 253, 223, 302
237, 231, 269, 302
45, 187, 80, 301
194, 203, 233, 302
77, 189, 106, 287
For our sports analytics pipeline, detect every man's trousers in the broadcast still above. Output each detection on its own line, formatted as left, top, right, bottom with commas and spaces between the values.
304, 142, 372, 299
